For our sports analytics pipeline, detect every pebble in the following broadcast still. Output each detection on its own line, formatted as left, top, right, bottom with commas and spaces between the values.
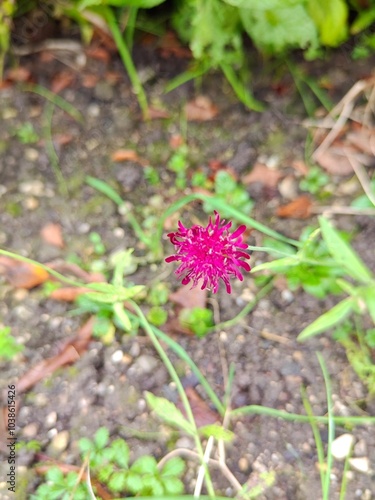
354, 439, 367, 457
45, 411, 57, 428
111, 350, 124, 363
238, 457, 249, 472
87, 103, 101, 117
331, 433, 354, 460
0, 232, 7, 244
281, 289, 294, 303
94, 81, 115, 101
175, 436, 194, 449
2, 107, 17, 119
22, 422, 39, 438
23, 197, 39, 210
349, 457, 371, 474
48, 430, 70, 457
19, 180, 44, 196
24, 148, 39, 161
129, 342, 140, 357
278, 175, 298, 200
113, 227, 125, 238
132, 354, 158, 375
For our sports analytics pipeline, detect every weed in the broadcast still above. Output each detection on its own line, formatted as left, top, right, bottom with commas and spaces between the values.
0, 326, 23, 360
13, 123, 39, 144
299, 165, 330, 196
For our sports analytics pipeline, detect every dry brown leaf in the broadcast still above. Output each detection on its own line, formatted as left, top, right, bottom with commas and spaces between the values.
242, 162, 282, 188
46, 261, 106, 284
50, 70, 75, 94
170, 284, 207, 310
0, 257, 49, 288
148, 106, 171, 120
16, 317, 94, 394
40, 223, 64, 248
291, 160, 309, 176
86, 45, 111, 63
50, 287, 90, 302
111, 149, 148, 165
169, 134, 184, 149
82, 73, 100, 88
277, 195, 312, 219
185, 96, 219, 121
5, 66, 32, 83
346, 127, 375, 156
53, 133, 74, 146
178, 387, 220, 428
276, 195, 313, 219
315, 148, 354, 175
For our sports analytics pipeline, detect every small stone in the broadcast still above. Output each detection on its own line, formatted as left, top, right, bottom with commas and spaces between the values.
2, 107, 17, 119
48, 430, 70, 457
113, 227, 125, 238
129, 342, 140, 357
176, 436, 194, 449
94, 81, 115, 101
23, 197, 39, 210
22, 422, 39, 438
13, 289, 29, 301
19, 180, 44, 196
281, 289, 294, 303
133, 354, 158, 375
87, 103, 100, 117
238, 457, 249, 472
278, 175, 298, 200
111, 350, 123, 363
331, 434, 354, 460
349, 457, 370, 474
45, 412, 57, 428
24, 148, 39, 161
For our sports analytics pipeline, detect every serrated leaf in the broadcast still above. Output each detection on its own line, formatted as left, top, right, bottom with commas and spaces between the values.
94, 427, 109, 449
199, 424, 234, 442
78, 437, 94, 454
161, 456, 185, 477
145, 392, 195, 435
125, 472, 143, 493
319, 217, 373, 283
162, 476, 185, 495
131, 455, 158, 475
111, 438, 130, 468
108, 471, 128, 492
298, 298, 354, 341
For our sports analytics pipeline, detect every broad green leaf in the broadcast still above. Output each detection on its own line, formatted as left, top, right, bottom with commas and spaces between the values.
162, 476, 185, 495
161, 456, 185, 477
108, 471, 127, 493
351, 8, 375, 35
199, 424, 234, 442
113, 302, 132, 331
111, 438, 130, 468
298, 298, 354, 341
131, 455, 158, 475
363, 287, 375, 325
251, 256, 298, 273
307, 0, 348, 46
319, 217, 373, 283
94, 427, 109, 449
145, 392, 195, 435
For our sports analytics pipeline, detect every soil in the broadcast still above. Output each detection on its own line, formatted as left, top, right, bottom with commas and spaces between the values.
0, 33, 375, 500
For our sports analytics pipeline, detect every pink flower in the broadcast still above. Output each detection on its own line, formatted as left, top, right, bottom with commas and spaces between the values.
165, 211, 251, 293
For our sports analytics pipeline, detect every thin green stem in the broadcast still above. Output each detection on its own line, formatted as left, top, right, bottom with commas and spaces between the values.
230, 405, 375, 425
129, 301, 215, 497
104, 6, 149, 120
210, 278, 274, 332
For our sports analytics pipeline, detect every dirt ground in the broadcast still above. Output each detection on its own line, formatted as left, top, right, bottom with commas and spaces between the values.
0, 35, 375, 499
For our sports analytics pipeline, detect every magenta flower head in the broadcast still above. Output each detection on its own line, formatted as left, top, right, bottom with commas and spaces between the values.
165, 211, 251, 294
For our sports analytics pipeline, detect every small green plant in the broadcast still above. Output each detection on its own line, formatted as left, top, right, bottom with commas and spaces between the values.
32, 468, 87, 500
179, 307, 214, 337
82, 427, 185, 497
168, 144, 189, 189
14, 123, 39, 144
0, 326, 23, 360
299, 165, 330, 196
204, 170, 254, 218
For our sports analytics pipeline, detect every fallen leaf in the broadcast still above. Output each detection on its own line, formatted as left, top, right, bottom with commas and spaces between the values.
16, 317, 94, 394
5, 66, 32, 83
46, 261, 106, 283
40, 223, 64, 248
158, 31, 192, 59
291, 160, 309, 176
50, 70, 75, 94
0, 257, 49, 288
148, 106, 171, 120
53, 133, 74, 146
185, 96, 219, 121
242, 162, 282, 188
178, 387, 219, 428
111, 149, 148, 165
276, 195, 313, 219
169, 134, 184, 149
82, 73, 100, 88
315, 147, 354, 175
346, 127, 375, 156
170, 284, 207, 310
86, 45, 111, 63
50, 287, 90, 301
105, 71, 122, 84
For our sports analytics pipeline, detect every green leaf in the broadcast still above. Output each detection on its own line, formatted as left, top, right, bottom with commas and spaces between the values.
125, 471, 143, 493
86, 176, 123, 206
162, 476, 185, 495
199, 424, 234, 442
108, 471, 128, 492
307, 0, 348, 46
351, 7, 375, 35
161, 456, 186, 477
145, 392, 195, 435
240, 4, 318, 54
105, 0, 166, 7
78, 437, 94, 454
362, 287, 375, 325
111, 438, 130, 468
94, 427, 109, 449
131, 455, 158, 475
319, 217, 373, 283
298, 298, 354, 341
251, 256, 298, 273
113, 302, 132, 331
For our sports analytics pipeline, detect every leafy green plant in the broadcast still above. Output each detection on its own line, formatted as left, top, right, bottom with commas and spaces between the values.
0, 326, 23, 360
299, 165, 330, 196
168, 144, 189, 189
0, 0, 15, 80
179, 307, 214, 337
32, 467, 87, 500
13, 123, 39, 144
